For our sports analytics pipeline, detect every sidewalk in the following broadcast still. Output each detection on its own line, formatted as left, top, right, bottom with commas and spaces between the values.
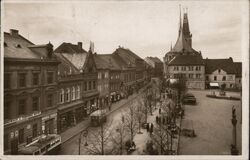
61, 84, 150, 144
131, 100, 182, 155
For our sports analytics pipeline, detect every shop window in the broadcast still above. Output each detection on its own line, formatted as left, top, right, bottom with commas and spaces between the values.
18, 99, 26, 115
4, 73, 11, 89
72, 87, 76, 100
32, 97, 39, 111
19, 73, 26, 87
33, 73, 39, 86
18, 128, 24, 144
47, 94, 53, 107
60, 89, 65, 103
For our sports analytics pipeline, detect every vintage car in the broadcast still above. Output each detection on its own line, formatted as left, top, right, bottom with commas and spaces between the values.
182, 93, 196, 105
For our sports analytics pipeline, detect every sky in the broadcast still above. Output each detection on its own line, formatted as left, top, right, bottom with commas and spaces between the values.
2, 0, 248, 62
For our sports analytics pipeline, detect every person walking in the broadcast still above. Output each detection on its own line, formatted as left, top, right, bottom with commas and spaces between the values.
151, 123, 154, 134
159, 108, 161, 114
146, 123, 149, 132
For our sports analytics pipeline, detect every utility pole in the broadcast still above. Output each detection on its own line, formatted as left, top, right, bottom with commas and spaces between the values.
231, 106, 239, 155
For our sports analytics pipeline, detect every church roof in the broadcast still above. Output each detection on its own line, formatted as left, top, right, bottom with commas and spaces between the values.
168, 54, 204, 66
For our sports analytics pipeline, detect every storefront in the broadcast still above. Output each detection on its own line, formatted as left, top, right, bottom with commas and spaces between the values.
42, 112, 57, 135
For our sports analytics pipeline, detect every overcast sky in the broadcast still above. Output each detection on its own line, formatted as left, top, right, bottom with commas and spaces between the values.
3, 0, 248, 62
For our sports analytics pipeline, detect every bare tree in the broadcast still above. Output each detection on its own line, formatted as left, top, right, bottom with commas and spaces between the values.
141, 92, 149, 124
123, 102, 138, 144
135, 98, 144, 134
85, 117, 114, 155
151, 120, 170, 155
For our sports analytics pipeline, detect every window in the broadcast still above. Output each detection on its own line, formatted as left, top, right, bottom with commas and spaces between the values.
105, 72, 108, 78
33, 73, 39, 86
19, 73, 26, 87
196, 66, 200, 71
4, 73, 11, 89
4, 101, 10, 120
206, 76, 209, 81
32, 97, 39, 111
18, 99, 26, 115
189, 66, 193, 71
196, 74, 201, 78
88, 81, 92, 90
72, 87, 76, 100
32, 124, 38, 138
84, 82, 87, 91
218, 69, 221, 73
228, 75, 233, 81
230, 84, 233, 88
18, 128, 24, 144
65, 88, 70, 102
222, 76, 226, 81
102, 73, 105, 79
47, 72, 54, 84
76, 85, 80, 99
47, 94, 53, 107
188, 74, 194, 79
93, 81, 96, 89
60, 89, 64, 103
239, 79, 241, 83
181, 66, 186, 71
214, 76, 217, 81
98, 73, 101, 79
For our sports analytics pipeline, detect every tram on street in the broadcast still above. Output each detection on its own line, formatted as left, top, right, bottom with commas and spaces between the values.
90, 109, 107, 126
18, 134, 61, 155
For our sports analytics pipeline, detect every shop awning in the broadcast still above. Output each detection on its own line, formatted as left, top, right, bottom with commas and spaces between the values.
209, 83, 219, 87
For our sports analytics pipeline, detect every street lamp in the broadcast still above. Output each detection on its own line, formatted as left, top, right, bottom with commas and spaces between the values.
230, 106, 239, 155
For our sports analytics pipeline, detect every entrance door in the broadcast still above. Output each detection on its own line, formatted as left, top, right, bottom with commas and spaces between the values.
10, 139, 18, 155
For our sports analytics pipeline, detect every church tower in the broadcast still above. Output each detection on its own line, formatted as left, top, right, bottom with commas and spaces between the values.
182, 9, 192, 47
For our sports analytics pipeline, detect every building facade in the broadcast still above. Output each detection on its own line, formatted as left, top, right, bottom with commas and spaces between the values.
54, 42, 99, 132
4, 29, 60, 154
145, 56, 163, 77
163, 10, 205, 89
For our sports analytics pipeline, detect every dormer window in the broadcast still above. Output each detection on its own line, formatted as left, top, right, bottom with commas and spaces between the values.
16, 44, 21, 48
4, 42, 7, 47
218, 69, 221, 73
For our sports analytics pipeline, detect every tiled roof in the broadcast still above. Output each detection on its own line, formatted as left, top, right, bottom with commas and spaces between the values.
168, 54, 204, 66
54, 52, 80, 74
113, 47, 142, 67
4, 32, 40, 59
234, 62, 242, 77
204, 58, 236, 74
54, 42, 88, 70
54, 42, 87, 53
93, 54, 121, 70
146, 57, 162, 63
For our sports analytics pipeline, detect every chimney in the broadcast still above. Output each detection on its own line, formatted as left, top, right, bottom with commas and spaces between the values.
77, 42, 82, 50
10, 29, 19, 36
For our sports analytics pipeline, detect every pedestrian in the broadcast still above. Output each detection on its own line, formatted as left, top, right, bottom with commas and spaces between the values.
156, 116, 159, 124
159, 108, 161, 114
150, 123, 154, 134
146, 123, 149, 132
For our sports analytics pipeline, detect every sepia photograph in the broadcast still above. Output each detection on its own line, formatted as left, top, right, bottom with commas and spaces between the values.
0, 0, 249, 160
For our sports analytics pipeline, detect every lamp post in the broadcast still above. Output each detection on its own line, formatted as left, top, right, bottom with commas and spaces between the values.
231, 106, 239, 155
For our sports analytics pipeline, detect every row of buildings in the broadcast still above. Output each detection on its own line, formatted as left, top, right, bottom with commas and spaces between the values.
163, 10, 242, 90
3, 29, 154, 154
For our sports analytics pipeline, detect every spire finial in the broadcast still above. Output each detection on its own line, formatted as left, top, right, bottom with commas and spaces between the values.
178, 4, 182, 36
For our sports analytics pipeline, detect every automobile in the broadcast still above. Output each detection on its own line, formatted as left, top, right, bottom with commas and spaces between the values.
182, 93, 196, 105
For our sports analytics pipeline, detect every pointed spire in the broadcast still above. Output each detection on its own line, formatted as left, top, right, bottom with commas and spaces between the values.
178, 4, 182, 37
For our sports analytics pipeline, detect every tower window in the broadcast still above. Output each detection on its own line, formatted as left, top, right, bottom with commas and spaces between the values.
4, 42, 7, 47
16, 44, 21, 48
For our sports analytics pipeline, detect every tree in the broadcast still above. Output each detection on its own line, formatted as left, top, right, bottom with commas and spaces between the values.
123, 102, 138, 145
111, 120, 127, 155
85, 115, 114, 155
141, 92, 149, 124
135, 98, 144, 134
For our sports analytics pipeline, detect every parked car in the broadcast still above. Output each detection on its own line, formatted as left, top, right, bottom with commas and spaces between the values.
182, 93, 196, 105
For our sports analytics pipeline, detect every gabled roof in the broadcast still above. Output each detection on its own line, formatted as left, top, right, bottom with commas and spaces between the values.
54, 52, 80, 74
204, 58, 236, 74
145, 57, 162, 63
54, 42, 87, 53
113, 47, 142, 68
234, 62, 242, 77
93, 54, 121, 70
4, 32, 40, 59
54, 42, 88, 70
168, 54, 204, 66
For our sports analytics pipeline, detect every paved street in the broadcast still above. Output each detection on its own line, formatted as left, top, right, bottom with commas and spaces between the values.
179, 90, 242, 155
59, 90, 145, 155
